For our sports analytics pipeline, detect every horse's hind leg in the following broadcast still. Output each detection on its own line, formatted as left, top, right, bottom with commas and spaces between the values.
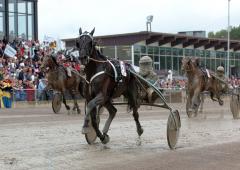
62, 94, 70, 114
127, 79, 143, 136
133, 107, 143, 136
71, 91, 81, 114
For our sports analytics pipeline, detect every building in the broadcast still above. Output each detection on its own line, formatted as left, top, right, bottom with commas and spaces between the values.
63, 31, 240, 77
0, 0, 38, 41
178, 31, 206, 38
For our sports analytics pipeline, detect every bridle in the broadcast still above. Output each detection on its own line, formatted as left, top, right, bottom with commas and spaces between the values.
41, 55, 58, 73
78, 33, 95, 64
182, 59, 193, 72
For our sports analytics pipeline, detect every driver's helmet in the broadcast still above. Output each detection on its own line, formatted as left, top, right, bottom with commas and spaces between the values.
217, 66, 224, 73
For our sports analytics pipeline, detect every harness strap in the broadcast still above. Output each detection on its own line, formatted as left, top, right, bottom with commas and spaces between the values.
107, 59, 118, 82
205, 69, 211, 78
90, 71, 105, 84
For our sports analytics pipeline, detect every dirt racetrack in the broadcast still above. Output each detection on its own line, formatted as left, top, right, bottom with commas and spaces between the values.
0, 98, 240, 170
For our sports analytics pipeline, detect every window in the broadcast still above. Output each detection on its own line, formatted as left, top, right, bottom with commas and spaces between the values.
18, 0, 26, 13
102, 46, 115, 58
154, 55, 159, 62
178, 49, 183, 56
160, 56, 166, 70
8, 0, 16, 12
134, 45, 141, 53
205, 51, 210, 58
117, 46, 131, 61
166, 48, 171, 55
0, 0, 4, 11
166, 56, 172, 69
160, 47, 165, 55
154, 47, 159, 55
140, 46, 146, 54
154, 64, 159, 70
134, 54, 140, 66
173, 57, 179, 73
28, 2, 33, 14
0, 12, 3, 39
9, 12, 16, 41
18, 13, 26, 39
172, 48, 178, 56
28, 15, 33, 40
147, 46, 154, 55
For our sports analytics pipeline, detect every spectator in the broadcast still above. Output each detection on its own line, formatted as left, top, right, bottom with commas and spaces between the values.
0, 79, 12, 108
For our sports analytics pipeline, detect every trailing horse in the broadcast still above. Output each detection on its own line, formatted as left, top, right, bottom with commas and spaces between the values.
76, 28, 143, 144
181, 57, 224, 117
40, 54, 86, 114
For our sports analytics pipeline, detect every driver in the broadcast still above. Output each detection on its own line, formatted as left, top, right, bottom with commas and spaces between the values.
216, 66, 228, 93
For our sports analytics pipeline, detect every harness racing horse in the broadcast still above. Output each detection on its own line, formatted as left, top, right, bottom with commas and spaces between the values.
40, 54, 86, 114
181, 57, 224, 117
76, 28, 143, 144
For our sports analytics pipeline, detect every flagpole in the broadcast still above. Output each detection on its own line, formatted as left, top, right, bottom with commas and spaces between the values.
226, 0, 231, 79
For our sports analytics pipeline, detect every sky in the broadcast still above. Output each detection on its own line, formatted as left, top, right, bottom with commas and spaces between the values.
38, 0, 240, 40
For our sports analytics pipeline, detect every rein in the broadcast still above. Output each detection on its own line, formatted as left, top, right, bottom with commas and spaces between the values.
89, 57, 108, 63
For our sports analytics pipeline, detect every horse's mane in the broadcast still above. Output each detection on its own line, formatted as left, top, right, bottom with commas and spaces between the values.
95, 46, 108, 60
51, 55, 59, 66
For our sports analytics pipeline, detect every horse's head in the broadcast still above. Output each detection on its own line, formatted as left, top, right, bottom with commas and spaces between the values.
181, 57, 192, 73
76, 27, 96, 65
40, 53, 58, 72
181, 57, 200, 74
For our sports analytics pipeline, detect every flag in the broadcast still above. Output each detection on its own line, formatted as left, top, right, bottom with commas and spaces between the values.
4, 44, 17, 58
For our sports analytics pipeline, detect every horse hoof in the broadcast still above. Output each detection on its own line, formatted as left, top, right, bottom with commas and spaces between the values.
82, 126, 91, 134
137, 128, 144, 136
77, 110, 81, 114
101, 134, 110, 144
219, 101, 224, 106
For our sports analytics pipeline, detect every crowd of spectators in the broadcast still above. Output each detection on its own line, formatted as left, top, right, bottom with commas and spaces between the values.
159, 78, 187, 89
0, 38, 47, 105
0, 37, 81, 107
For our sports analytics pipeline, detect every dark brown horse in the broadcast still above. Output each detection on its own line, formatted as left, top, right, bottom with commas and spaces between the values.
76, 28, 143, 144
181, 57, 224, 117
40, 54, 85, 114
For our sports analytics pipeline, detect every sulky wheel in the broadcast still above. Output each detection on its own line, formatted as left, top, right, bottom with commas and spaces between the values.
167, 110, 181, 149
230, 95, 240, 119
84, 101, 100, 144
52, 92, 62, 114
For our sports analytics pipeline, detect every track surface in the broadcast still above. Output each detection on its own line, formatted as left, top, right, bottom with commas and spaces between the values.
0, 99, 240, 170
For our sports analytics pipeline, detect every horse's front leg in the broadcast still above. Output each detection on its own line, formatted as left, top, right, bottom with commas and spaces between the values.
191, 88, 201, 116
199, 94, 204, 113
62, 94, 71, 114
82, 93, 105, 140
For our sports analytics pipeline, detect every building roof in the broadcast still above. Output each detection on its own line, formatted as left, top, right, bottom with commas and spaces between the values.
63, 31, 240, 51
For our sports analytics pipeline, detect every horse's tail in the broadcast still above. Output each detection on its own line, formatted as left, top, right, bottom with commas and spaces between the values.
126, 67, 141, 112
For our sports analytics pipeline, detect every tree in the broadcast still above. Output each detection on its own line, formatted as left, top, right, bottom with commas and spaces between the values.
208, 25, 240, 40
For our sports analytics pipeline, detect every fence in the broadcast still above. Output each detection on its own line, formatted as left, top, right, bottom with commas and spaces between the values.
6, 88, 186, 106
1, 88, 232, 109
7, 89, 82, 107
